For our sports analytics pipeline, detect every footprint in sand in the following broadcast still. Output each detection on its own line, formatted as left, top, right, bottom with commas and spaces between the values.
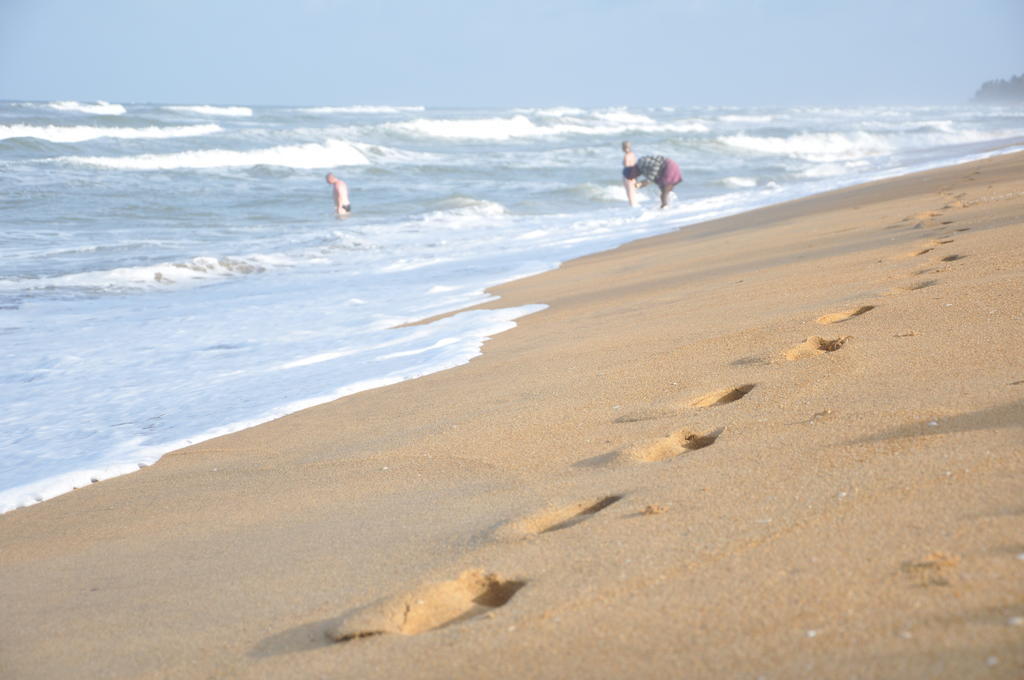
327, 570, 526, 642
887, 279, 939, 295
494, 495, 624, 539
904, 247, 934, 258
931, 239, 954, 245
784, 336, 849, 361
602, 427, 723, 464
689, 384, 757, 407
900, 552, 961, 588
615, 384, 755, 423
815, 305, 875, 325
939, 254, 966, 262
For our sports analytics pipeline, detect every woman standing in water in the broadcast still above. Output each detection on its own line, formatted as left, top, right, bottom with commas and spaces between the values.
621, 141, 638, 207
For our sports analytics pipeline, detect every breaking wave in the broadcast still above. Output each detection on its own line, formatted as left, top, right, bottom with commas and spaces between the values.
382, 114, 709, 141
300, 105, 426, 114
1, 254, 293, 293
48, 101, 126, 115
719, 127, 1023, 162
60, 138, 369, 170
164, 105, 253, 117
0, 124, 221, 143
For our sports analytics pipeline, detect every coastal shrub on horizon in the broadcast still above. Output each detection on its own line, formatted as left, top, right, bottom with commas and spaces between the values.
973, 72, 1024, 103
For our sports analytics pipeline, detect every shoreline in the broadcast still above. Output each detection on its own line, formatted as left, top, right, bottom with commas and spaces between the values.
2, 150, 1022, 678
3, 142, 1022, 514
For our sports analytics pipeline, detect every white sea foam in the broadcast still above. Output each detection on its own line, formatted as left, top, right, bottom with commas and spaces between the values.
48, 100, 126, 115
592, 109, 657, 125
720, 127, 1021, 162
384, 114, 546, 141
300, 105, 426, 114
723, 176, 758, 188
720, 114, 773, 123
420, 198, 507, 223
350, 141, 443, 165
164, 105, 254, 117
582, 183, 651, 203
383, 114, 709, 141
720, 131, 893, 161
61, 138, 369, 170
663, 120, 711, 133
0, 123, 221, 143
0, 300, 545, 513
1, 254, 291, 293
516, 106, 587, 117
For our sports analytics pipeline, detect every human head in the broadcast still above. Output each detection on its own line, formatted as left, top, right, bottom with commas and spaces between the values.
622, 141, 631, 152
325, 172, 337, 184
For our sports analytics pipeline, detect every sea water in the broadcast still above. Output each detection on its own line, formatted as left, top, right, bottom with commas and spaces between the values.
2, 100, 1022, 512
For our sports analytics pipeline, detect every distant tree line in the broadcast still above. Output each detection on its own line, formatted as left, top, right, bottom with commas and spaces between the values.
973, 73, 1024, 103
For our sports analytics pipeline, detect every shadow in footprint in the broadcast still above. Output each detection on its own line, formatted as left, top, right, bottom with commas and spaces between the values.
326, 570, 526, 643
496, 495, 624, 539
690, 384, 756, 407
615, 384, 755, 422
940, 254, 966, 262
730, 355, 770, 367
784, 336, 849, 361
580, 427, 723, 466
816, 305, 875, 325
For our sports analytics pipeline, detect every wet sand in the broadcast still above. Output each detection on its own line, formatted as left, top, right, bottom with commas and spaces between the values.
1, 151, 1022, 679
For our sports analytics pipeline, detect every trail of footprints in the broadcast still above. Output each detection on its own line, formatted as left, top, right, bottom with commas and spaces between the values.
318, 197, 973, 647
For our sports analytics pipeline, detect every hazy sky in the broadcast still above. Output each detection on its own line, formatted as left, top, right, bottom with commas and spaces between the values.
1, 0, 1021, 107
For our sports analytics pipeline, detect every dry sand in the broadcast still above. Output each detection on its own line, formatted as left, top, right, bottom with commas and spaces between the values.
1, 152, 1022, 679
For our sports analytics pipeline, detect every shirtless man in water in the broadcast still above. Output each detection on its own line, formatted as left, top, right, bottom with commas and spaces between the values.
325, 173, 351, 216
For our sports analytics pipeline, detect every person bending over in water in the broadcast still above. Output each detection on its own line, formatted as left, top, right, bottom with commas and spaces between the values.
325, 172, 351, 216
625, 155, 682, 209
621, 141, 638, 207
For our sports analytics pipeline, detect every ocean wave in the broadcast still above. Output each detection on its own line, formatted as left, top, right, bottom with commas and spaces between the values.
300, 105, 426, 114
0, 254, 293, 293
722, 176, 758, 188
720, 127, 1022, 162
720, 114, 774, 123
720, 131, 893, 161
383, 114, 546, 141
592, 109, 656, 125
578, 183, 650, 203
515, 106, 587, 117
381, 114, 709, 141
48, 100, 126, 115
0, 124, 221, 144
350, 141, 443, 165
420, 197, 507, 222
858, 119, 956, 133
60, 138, 369, 170
164, 105, 253, 117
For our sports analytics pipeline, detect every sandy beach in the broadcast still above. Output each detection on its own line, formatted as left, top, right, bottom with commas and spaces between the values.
2, 151, 1022, 678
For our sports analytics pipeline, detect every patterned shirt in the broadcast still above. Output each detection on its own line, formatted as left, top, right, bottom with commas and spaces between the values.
635, 155, 665, 183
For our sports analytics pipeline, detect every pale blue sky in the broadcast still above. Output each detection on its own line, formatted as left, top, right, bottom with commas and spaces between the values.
1, 0, 1021, 106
